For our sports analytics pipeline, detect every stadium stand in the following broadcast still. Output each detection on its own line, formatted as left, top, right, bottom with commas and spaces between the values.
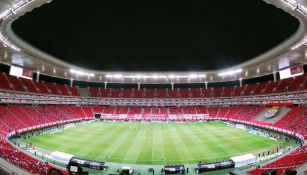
0, 104, 306, 174
86, 74, 306, 98
0, 71, 306, 174
0, 72, 306, 98
0, 105, 91, 175
249, 145, 307, 175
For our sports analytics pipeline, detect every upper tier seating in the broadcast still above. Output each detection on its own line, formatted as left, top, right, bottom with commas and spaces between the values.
0, 73, 79, 96
0, 73, 12, 90
88, 74, 307, 98
21, 78, 40, 93
0, 72, 306, 98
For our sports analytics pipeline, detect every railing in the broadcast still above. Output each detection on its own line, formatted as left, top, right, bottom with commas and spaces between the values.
5, 118, 93, 174
0, 157, 32, 175
0, 88, 306, 106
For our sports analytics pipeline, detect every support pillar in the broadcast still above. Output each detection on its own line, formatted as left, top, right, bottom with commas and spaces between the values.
205, 81, 208, 90
137, 82, 141, 91
36, 71, 40, 82
104, 81, 107, 90
70, 79, 73, 87
171, 82, 174, 91
239, 78, 243, 87
273, 71, 277, 82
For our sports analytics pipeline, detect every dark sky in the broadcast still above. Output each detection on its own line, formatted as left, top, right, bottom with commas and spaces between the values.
12, 0, 299, 71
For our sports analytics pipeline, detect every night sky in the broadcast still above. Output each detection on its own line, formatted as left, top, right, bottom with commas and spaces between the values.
12, 0, 299, 71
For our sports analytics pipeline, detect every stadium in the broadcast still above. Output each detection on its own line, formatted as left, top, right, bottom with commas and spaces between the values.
0, 0, 306, 175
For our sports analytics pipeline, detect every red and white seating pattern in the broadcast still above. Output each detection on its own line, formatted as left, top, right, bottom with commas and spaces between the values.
0, 72, 79, 96
0, 105, 92, 174
0, 105, 306, 174
1, 72, 306, 98
249, 145, 307, 175
89, 74, 307, 98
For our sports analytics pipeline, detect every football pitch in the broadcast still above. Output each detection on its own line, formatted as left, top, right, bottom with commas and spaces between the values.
23, 121, 283, 165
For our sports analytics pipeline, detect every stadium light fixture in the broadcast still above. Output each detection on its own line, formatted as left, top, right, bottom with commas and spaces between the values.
105, 74, 114, 78
136, 74, 142, 79
291, 37, 307, 50
112, 74, 123, 79
298, 4, 307, 15
0, 0, 39, 52
281, 0, 298, 10
188, 74, 206, 79
218, 69, 242, 77
105, 73, 205, 80
152, 74, 159, 79
168, 74, 175, 79
70, 69, 94, 77
177, 75, 188, 78
105, 74, 167, 79
282, 0, 307, 16
0, 33, 20, 51
151, 75, 167, 79
188, 74, 198, 79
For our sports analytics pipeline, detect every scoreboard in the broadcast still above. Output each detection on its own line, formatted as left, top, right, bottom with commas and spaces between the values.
9, 65, 33, 80
279, 65, 304, 80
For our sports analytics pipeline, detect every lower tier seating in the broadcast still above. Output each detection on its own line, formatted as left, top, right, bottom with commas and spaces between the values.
249, 145, 307, 175
0, 105, 305, 175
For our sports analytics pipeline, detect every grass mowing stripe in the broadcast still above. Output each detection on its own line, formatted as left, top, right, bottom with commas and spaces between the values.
172, 124, 196, 164
107, 125, 138, 162
188, 124, 228, 160
181, 124, 216, 159
90, 124, 135, 161
191, 123, 235, 161
22, 122, 282, 165
124, 126, 148, 164
67, 123, 128, 158
175, 124, 204, 162
204, 125, 244, 153
165, 125, 193, 164
137, 126, 154, 164
152, 124, 165, 162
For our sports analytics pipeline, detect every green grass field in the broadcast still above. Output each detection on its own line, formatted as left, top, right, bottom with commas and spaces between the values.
23, 121, 282, 165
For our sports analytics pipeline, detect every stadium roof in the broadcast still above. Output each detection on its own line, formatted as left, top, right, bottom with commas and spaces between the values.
0, 0, 307, 84
11, 0, 299, 72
